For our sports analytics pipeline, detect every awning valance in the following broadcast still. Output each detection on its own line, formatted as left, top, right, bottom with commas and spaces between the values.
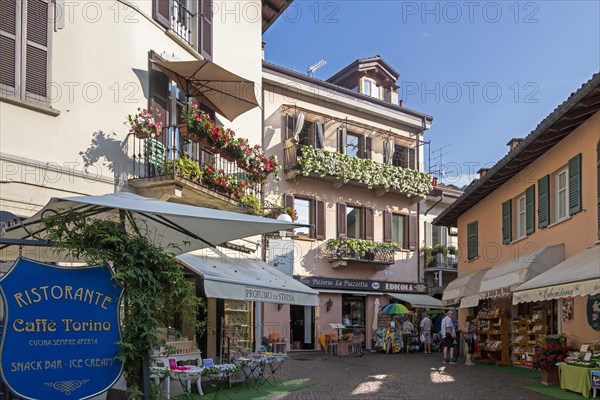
442, 269, 488, 306
479, 244, 564, 299
513, 246, 600, 304
178, 250, 319, 306
387, 293, 443, 309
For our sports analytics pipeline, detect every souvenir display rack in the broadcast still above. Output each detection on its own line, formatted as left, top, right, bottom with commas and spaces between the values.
221, 300, 253, 362
476, 308, 510, 365
511, 309, 549, 367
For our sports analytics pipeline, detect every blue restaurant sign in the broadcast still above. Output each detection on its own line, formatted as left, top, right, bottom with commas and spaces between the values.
0, 258, 124, 400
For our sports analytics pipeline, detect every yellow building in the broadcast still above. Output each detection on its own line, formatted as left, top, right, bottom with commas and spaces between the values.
435, 73, 600, 354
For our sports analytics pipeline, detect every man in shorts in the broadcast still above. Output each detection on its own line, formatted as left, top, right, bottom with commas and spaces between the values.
420, 314, 432, 353
441, 310, 456, 364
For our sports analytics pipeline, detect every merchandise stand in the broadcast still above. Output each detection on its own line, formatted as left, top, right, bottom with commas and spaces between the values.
476, 310, 510, 365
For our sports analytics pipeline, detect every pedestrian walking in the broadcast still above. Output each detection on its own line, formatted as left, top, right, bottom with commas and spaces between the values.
441, 310, 456, 364
420, 314, 432, 354
464, 315, 477, 366
402, 316, 414, 353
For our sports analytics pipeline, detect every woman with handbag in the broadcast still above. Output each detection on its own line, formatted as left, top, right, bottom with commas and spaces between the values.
464, 316, 477, 366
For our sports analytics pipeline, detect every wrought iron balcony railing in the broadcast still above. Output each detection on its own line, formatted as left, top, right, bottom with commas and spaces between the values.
324, 239, 396, 267
423, 254, 458, 271
128, 125, 261, 201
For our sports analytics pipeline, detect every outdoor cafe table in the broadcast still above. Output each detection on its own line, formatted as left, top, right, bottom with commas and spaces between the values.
558, 364, 600, 398
233, 354, 288, 390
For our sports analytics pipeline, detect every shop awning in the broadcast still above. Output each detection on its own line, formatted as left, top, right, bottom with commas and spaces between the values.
479, 244, 565, 299
178, 249, 319, 306
442, 269, 488, 306
512, 246, 600, 304
387, 293, 444, 309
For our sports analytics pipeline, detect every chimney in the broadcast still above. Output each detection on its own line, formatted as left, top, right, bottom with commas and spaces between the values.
506, 138, 524, 152
399, 99, 404, 107
477, 168, 489, 179
262, 41, 266, 61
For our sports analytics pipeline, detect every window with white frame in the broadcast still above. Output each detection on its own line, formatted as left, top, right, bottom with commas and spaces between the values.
346, 133, 361, 158
517, 194, 526, 238
294, 198, 312, 236
346, 206, 363, 239
362, 78, 379, 99
556, 168, 569, 221
391, 214, 406, 247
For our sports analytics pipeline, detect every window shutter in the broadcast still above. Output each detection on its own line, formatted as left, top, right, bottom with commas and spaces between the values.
467, 221, 478, 260
149, 51, 169, 129
315, 199, 326, 240
153, 0, 171, 29
525, 184, 535, 234
364, 208, 374, 241
501, 199, 512, 244
383, 211, 392, 243
538, 175, 550, 228
283, 193, 294, 210
408, 215, 417, 251
199, 0, 212, 59
284, 114, 295, 141
337, 203, 347, 238
338, 127, 347, 154
0, 0, 17, 93
568, 153, 582, 215
365, 137, 372, 160
25, 0, 50, 101
315, 120, 325, 149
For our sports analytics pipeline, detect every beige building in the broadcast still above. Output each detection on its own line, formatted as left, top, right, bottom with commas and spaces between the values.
261, 56, 446, 350
435, 73, 600, 359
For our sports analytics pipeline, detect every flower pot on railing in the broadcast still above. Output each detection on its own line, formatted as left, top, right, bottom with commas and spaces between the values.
179, 124, 198, 142
134, 126, 161, 140
221, 149, 237, 163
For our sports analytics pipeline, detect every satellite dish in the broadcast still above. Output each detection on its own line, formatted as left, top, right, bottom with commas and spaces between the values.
293, 112, 305, 143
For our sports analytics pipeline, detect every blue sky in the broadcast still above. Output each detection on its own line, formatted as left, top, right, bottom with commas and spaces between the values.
263, 0, 600, 187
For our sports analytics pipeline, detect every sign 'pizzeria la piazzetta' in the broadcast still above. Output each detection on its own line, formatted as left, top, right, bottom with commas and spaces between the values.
296, 276, 428, 294
0, 258, 123, 400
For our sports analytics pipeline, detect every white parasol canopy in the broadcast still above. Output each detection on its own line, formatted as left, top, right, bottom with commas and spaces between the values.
0, 192, 307, 261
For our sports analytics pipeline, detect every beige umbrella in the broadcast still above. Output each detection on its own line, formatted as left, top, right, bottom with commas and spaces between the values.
152, 60, 259, 121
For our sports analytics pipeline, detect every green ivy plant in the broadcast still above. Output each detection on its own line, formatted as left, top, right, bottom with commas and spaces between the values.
421, 245, 433, 266
42, 212, 205, 399
164, 155, 202, 181
298, 146, 433, 197
240, 194, 263, 215
325, 238, 398, 258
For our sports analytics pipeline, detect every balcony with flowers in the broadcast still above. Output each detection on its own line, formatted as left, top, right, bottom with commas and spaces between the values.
285, 145, 433, 200
324, 239, 398, 269
126, 106, 278, 213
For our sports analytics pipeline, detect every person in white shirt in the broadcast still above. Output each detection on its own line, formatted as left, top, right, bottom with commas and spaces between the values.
402, 317, 414, 353
441, 310, 456, 364
420, 315, 432, 354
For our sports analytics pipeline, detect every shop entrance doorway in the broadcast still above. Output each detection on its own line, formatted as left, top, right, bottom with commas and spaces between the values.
290, 305, 315, 349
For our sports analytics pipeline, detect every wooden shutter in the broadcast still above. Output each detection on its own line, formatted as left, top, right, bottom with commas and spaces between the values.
538, 175, 550, 228
365, 137, 372, 160
597, 141, 600, 240
568, 153, 582, 215
283, 194, 294, 235
25, 0, 50, 101
337, 203, 347, 238
315, 199, 326, 240
153, 0, 171, 29
364, 208, 374, 241
338, 127, 346, 154
501, 199, 512, 244
284, 114, 294, 141
383, 211, 392, 243
0, 0, 17, 92
525, 184, 535, 234
408, 215, 417, 251
149, 51, 169, 130
199, 0, 212, 59
467, 221, 478, 260
315, 120, 325, 149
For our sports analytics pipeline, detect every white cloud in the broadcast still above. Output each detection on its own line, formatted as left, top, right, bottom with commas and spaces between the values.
418, 31, 432, 38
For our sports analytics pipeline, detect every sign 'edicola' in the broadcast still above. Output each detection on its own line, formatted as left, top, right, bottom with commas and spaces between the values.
0, 258, 123, 400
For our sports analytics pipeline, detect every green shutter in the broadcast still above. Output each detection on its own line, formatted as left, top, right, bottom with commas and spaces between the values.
147, 138, 166, 175
569, 153, 582, 215
525, 185, 535, 234
467, 221, 478, 260
538, 175, 550, 228
502, 200, 512, 244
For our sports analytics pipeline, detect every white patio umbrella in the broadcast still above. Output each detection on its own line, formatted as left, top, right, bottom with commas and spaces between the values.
0, 192, 307, 261
372, 298, 380, 331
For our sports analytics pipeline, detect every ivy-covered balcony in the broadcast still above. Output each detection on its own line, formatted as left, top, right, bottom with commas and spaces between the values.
127, 106, 278, 213
324, 239, 397, 269
284, 145, 433, 199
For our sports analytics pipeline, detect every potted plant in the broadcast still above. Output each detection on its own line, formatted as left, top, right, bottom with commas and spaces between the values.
421, 245, 433, 267
163, 156, 202, 181
532, 343, 574, 385
125, 107, 162, 139
240, 194, 262, 215
542, 333, 568, 346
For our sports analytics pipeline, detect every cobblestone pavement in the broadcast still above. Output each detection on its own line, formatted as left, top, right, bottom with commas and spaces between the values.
275, 351, 550, 400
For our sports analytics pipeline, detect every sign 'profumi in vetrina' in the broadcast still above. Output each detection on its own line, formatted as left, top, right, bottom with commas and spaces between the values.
0, 258, 123, 400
